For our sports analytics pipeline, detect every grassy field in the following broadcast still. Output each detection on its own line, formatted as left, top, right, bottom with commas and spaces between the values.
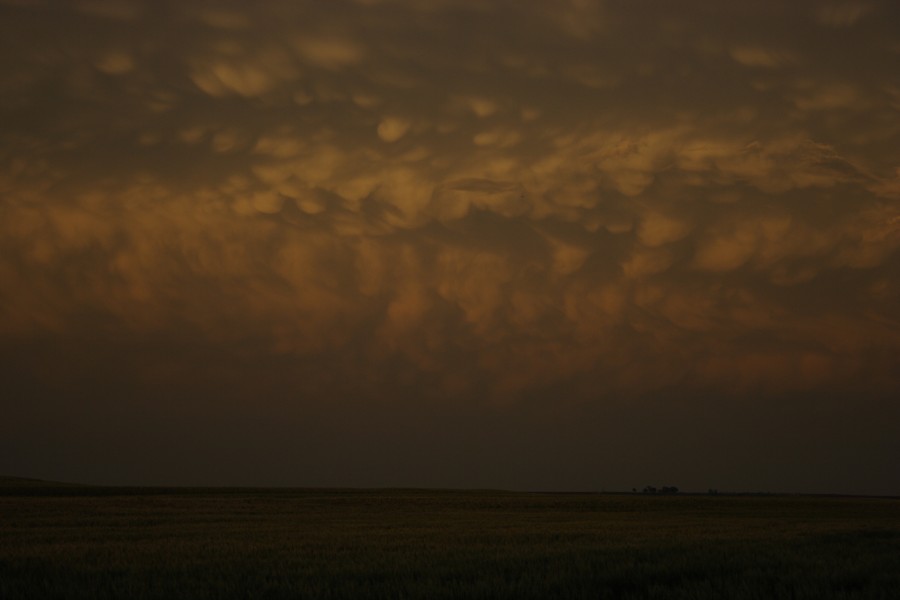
1, 481, 899, 599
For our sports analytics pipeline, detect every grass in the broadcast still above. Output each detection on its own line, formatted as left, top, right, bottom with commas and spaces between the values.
1, 484, 899, 599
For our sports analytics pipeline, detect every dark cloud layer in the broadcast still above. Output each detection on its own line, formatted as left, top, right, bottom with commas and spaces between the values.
1, 0, 899, 494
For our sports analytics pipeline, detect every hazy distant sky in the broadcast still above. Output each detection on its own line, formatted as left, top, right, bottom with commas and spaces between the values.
2, 0, 898, 494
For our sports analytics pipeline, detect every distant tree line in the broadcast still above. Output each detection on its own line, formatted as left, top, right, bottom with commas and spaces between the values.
640, 486, 679, 495
627, 486, 722, 495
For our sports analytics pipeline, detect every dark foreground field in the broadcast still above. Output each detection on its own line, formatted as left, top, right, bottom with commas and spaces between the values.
1, 481, 899, 599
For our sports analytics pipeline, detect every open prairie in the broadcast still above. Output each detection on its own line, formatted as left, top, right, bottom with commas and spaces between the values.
1, 483, 898, 599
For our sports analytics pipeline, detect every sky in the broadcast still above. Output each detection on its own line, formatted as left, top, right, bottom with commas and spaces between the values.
1, 0, 899, 495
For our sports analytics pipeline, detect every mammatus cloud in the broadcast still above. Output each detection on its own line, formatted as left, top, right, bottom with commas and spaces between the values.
1, 0, 898, 413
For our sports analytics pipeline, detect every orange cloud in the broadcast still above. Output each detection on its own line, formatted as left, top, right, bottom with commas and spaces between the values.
1, 0, 898, 410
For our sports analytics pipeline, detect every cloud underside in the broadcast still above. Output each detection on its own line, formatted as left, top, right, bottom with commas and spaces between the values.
1, 0, 899, 402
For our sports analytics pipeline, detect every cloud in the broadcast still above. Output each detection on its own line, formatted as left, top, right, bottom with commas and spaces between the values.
816, 2, 872, 27
190, 48, 298, 97
192, 8, 251, 30
638, 211, 693, 248
461, 96, 499, 118
294, 35, 365, 69
621, 247, 674, 279
75, 0, 142, 20
95, 51, 135, 75
729, 46, 796, 68
1, 0, 898, 413
377, 117, 411, 142
792, 82, 864, 111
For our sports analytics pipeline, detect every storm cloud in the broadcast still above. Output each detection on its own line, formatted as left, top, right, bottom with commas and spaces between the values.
1, 0, 898, 494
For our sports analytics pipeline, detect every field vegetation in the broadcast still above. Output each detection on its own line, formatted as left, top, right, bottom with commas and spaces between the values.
1, 480, 899, 599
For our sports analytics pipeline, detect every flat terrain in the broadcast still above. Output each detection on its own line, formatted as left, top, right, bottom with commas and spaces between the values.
1, 484, 898, 599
